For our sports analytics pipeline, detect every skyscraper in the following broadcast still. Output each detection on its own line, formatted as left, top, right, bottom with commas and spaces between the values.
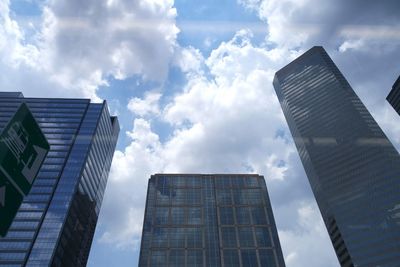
273, 47, 400, 266
387, 75, 400, 116
138, 174, 285, 267
0, 92, 119, 266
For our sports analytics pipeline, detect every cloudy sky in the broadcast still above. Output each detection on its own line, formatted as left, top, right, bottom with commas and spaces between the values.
1, 0, 400, 266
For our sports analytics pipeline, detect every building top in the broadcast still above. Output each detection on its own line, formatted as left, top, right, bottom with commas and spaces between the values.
275, 46, 324, 78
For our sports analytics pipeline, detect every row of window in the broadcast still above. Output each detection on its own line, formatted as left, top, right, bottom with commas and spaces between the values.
153, 176, 263, 189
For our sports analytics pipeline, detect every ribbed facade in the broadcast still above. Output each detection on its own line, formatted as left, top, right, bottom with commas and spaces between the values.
138, 174, 285, 267
273, 47, 400, 266
0, 92, 119, 266
387, 75, 400, 116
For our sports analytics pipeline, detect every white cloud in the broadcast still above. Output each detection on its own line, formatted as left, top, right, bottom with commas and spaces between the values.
0, 0, 179, 100
127, 92, 162, 117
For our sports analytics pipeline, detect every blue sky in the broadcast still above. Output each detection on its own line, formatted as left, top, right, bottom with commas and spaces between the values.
2, 0, 400, 266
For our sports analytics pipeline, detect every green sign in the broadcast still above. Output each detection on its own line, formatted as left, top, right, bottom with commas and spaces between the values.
0, 103, 49, 236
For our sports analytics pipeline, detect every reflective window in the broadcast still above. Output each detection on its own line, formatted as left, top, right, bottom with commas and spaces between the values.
187, 208, 202, 225
187, 188, 201, 205
186, 228, 203, 248
217, 189, 232, 205
236, 207, 251, 225
251, 207, 267, 225
221, 227, 237, 248
259, 249, 277, 267
241, 250, 258, 267
171, 208, 185, 225
238, 227, 254, 247
255, 227, 271, 247
169, 228, 185, 248
151, 228, 168, 248
168, 249, 185, 266
150, 250, 167, 266
223, 250, 240, 267
171, 189, 186, 205
219, 207, 234, 225
187, 250, 203, 266
155, 207, 169, 225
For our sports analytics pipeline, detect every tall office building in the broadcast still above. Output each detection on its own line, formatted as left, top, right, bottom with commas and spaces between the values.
387, 75, 400, 116
138, 174, 285, 267
0, 92, 119, 266
273, 47, 400, 266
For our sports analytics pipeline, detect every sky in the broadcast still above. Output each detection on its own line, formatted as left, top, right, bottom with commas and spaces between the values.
1, 0, 400, 266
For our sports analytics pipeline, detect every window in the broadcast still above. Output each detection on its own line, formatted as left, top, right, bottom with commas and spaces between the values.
171, 189, 186, 205
255, 227, 271, 247
155, 207, 169, 225
169, 249, 185, 266
236, 207, 251, 225
150, 250, 167, 266
238, 227, 254, 247
169, 228, 185, 248
241, 249, 258, 267
251, 207, 267, 225
187, 250, 203, 266
219, 207, 234, 225
217, 189, 232, 205
151, 227, 168, 248
186, 228, 203, 248
171, 208, 185, 225
259, 249, 277, 267
187, 208, 202, 225
223, 250, 240, 267
221, 227, 237, 248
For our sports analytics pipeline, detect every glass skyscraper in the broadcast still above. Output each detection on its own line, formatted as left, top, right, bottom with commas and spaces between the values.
387, 75, 400, 116
273, 47, 400, 266
0, 92, 119, 266
138, 174, 285, 267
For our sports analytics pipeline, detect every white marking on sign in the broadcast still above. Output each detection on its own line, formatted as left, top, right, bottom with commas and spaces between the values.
22, 145, 47, 184
0, 186, 5, 207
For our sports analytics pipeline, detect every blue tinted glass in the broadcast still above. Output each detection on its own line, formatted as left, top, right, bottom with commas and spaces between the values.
238, 227, 254, 247
221, 227, 237, 248
241, 250, 257, 267
223, 250, 240, 267
219, 207, 234, 225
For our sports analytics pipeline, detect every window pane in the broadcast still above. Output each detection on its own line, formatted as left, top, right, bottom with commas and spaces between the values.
155, 207, 169, 225
150, 250, 167, 266
232, 189, 247, 205
187, 188, 202, 205
238, 227, 254, 247
236, 207, 251, 225
171, 208, 185, 225
169, 228, 185, 248
255, 227, 271, 247
241, 250, 258, 267
217, 189, 232, 205
251, 207, 267, 225
259, 249, 277, 267
221, 227, 237, 248
223, 250, 240, 267
219, 207, 234, 225
152, 227, 168, 248
187, 250, 203, 267
186, 227, 203, 248
171, 189, 186, 205
169, 249, 185, 266
188, 208, 202, 225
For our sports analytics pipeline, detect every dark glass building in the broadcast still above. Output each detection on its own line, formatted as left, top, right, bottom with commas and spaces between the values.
273, 47, 400, 266
0, 92, 119, 266
138, 174, 285, 267
387, 75, 400, 116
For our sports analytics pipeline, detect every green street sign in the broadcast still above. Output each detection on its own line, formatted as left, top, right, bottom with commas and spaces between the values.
0, 103, 49, 236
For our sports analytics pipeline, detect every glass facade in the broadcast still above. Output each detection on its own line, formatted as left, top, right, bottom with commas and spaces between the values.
139, 174, 285, 267
387, 75, 400, 116
273, 47, 400, 266
0, 92, 119, 266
